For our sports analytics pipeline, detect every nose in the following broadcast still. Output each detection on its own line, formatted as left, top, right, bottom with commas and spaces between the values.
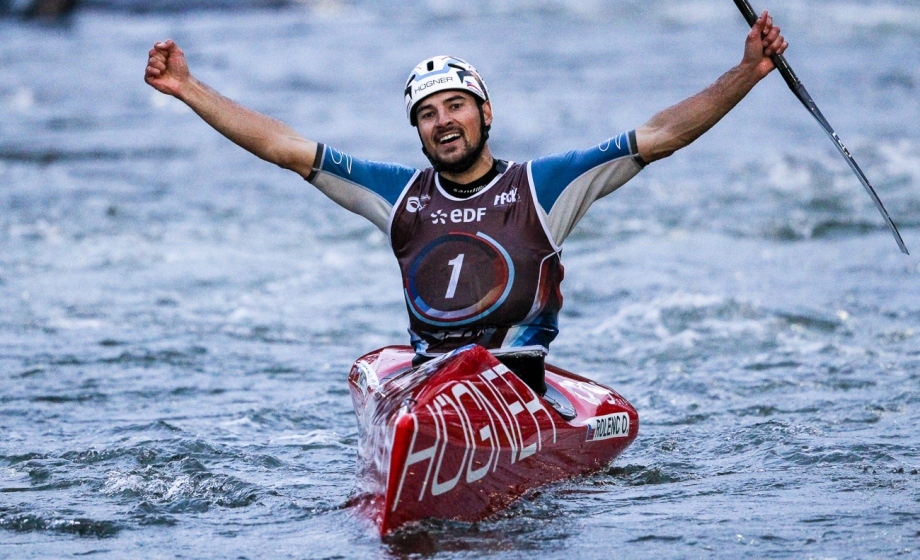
434, 107, 454, 128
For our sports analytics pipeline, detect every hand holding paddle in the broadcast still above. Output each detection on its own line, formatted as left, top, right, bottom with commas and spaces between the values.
741, 10, 787, 77
733, 0, 909, 254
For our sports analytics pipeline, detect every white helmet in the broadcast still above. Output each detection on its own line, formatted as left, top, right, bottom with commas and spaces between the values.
404, 56, 489, 126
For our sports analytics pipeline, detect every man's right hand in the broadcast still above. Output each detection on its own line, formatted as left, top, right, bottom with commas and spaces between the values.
145, 40, 189, 98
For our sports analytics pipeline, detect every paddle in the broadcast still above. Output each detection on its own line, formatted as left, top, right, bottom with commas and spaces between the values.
732, 0, 909, 255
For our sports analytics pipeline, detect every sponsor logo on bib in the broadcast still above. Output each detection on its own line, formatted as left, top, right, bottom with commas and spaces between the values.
493, 188, 518, 207
431, 210, 448, 224
406, 195, 430, 213
430, 208, 486, 225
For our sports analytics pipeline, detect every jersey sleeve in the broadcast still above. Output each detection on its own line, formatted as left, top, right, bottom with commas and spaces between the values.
529, 130, 646, 245
306, 143, 420, 233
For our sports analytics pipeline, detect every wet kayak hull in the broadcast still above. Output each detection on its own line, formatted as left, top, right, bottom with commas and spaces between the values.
348, 344, 638, 535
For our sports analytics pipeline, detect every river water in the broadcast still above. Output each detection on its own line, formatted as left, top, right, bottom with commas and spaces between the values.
2, 0, 919, 557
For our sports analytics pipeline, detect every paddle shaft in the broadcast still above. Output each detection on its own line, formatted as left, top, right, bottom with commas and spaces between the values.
732, 0, 909, 254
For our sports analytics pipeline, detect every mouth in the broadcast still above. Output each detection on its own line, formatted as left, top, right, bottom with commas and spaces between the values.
436, 132, 463, 146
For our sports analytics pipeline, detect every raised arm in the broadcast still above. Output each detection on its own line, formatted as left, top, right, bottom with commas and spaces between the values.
144, 40, 317, 178
636, 10, 788, 163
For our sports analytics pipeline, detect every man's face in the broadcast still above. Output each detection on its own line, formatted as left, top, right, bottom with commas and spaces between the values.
415, 91, 492, 171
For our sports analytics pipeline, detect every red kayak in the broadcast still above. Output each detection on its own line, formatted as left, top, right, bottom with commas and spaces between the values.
348, 344, 639, 535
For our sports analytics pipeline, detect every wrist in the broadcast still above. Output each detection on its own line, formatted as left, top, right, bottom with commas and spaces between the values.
174, 75, 200, 102
736, 59, 768, 84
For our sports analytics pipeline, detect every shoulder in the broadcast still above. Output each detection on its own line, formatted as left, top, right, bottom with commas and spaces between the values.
530, 131, 643, 188
309, 143, 421, 205
529, 131, 646, 213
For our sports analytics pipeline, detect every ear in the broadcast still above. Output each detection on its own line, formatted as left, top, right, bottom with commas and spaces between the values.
481, 100, 493, 127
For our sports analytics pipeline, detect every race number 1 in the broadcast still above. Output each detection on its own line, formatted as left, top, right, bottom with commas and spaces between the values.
445, 254, 465, 299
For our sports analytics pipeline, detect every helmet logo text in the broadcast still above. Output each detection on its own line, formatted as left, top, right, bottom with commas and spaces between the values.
413, 76, 455, 97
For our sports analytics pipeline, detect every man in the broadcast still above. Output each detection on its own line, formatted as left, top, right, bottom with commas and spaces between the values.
145, 12, 787, 394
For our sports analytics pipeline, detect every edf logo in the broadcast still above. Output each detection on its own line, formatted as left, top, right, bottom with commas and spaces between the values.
450, 208, 486, 223
432, 208, 487, 225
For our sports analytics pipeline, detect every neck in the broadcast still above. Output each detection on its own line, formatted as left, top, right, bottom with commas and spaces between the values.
438, 146, 495, 184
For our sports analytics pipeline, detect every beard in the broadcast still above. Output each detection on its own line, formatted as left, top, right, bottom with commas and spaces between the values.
423, 133, 487, 174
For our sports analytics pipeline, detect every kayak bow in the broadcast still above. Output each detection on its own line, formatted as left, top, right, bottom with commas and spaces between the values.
348, 344, 638, 535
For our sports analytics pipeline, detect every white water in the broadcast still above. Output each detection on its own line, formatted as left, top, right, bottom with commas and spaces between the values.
2, 1, 919, 557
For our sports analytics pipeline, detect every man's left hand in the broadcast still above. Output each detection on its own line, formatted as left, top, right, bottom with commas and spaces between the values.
743, 10, 788, 78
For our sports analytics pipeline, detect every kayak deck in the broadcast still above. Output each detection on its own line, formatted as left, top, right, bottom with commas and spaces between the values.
348, 344, 638, 535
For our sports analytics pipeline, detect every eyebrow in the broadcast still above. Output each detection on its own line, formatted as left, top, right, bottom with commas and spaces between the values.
417, 94, 469, 114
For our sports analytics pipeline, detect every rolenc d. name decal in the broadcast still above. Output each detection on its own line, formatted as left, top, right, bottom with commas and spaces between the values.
585, 412, 630, 441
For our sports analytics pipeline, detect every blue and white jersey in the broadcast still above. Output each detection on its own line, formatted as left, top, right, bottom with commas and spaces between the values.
307, 131, 645, 354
